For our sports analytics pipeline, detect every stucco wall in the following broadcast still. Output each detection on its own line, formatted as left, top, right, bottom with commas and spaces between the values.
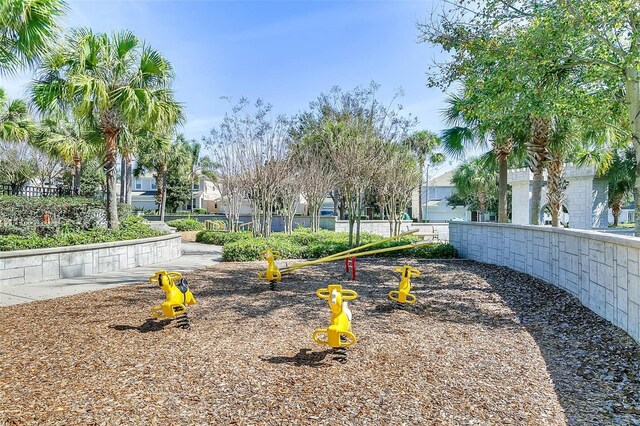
450, 222, 640, 343
0, 234, 181, 285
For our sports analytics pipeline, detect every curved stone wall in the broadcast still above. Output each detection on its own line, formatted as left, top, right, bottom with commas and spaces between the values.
450, 222, 640, 344
0, 234, 181, 285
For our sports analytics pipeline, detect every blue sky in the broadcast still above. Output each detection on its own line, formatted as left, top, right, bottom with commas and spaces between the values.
1, 0, 458, 168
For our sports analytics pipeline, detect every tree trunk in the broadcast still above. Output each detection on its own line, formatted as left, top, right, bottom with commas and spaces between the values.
494, 138, 512, 223
625, 67, 640, 236
612, 201, 621, 227
528, 116, 551, 225
424, 164, 430, 222
119, 155, 126, 204
73, 157, 81, 196
497, 153, 508, 223
104, 132, 119, 229
156, 163, 168, 221
125, 160, 133, 205
547, 154, 565, 227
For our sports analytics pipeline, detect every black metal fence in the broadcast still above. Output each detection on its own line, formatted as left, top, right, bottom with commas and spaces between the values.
0, 184, 73, 198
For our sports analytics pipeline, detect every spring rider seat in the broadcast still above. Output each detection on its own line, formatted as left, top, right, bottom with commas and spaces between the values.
257, 248, 281, 290
150, 270, 196, 328
312, 284, 357, 348
388, 265, 420, 304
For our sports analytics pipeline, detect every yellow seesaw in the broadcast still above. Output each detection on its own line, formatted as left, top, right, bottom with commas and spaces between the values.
257, 229, 424, 289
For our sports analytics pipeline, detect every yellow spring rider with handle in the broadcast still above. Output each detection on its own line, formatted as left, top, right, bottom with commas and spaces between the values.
312, 284, 358, 348
257, 248, 282, 290
150, 271, 197, 327
388, 265, 420, 304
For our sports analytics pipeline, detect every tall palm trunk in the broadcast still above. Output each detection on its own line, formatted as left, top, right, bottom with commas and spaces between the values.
104, 131, 119, 228
494, 137, 512, 223
546, 153, 566, 227
119, 155, 126, 203
125, 160, 133, 204
612, 199, 622, 227
527, 116, 551, 225
625, 67, 640, 236
418, 156, 426, 222
157, 163, 168, 221
72, 155, 81, 196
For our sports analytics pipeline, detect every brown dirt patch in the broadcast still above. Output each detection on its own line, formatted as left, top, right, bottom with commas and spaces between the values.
180, 231, 199, 242
1, 259, 638, 425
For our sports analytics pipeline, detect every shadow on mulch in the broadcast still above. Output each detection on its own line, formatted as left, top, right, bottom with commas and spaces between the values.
109, 318, 174, 333
463, 261, 640, 425
260, 347, 348, 367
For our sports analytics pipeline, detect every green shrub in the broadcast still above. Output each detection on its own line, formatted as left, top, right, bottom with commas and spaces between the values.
193, 208, 207, 214
166, 218, 205, 232
410, 242, 458, 259
196, 231, 252, 245
222, 237, 303, 262
0, 215, 165, 252
214, 228, 458, 262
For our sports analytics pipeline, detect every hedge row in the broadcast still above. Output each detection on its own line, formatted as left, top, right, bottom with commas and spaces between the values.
0, 196, 130, 236
195, 229, 457, 262
0, 216, 165, 251
166, 218, 205, 232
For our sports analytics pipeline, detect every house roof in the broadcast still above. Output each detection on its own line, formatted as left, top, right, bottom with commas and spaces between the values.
427, 170, 455, 187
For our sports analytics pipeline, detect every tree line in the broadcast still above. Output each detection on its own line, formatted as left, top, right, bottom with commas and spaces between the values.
422, 0, 638, 230
206, 85, 442, 246
0, 0, 218, 226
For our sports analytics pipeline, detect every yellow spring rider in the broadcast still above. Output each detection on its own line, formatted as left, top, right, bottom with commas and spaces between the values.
312, 284, 358, 348
257, 248, 282, 290
388, 265, 420, 304
150, 270, 197, 328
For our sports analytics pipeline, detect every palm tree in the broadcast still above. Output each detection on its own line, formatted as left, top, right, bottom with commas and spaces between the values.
403, 130, 443, 222
34, 116, 101, 195
451, 158, 498, 220
32, 28, 183, 228
441, 91, 527, 223
135, 134, 191, 221
0, 88, 35, 142
0, 0, 66, 73
607, 150, 635, 227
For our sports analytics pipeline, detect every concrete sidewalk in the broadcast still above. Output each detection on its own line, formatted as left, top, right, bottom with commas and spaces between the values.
0, 242, 222, 307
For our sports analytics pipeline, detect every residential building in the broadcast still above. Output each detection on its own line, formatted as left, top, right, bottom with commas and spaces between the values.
411, 171, 472, 222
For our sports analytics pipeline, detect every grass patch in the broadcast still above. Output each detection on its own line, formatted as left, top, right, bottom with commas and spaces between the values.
166, 218, 205, 232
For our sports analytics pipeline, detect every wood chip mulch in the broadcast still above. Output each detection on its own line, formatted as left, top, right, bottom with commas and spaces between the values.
1, 259, 639, 425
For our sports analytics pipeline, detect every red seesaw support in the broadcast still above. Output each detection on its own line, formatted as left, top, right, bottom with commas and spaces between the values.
345, 257, 356, 281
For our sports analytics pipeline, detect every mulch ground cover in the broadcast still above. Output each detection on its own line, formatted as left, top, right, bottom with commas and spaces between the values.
1, 259, 639, 425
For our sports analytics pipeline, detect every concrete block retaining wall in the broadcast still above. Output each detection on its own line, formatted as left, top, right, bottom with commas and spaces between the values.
0, 234, 181, 285
335, 220, 450, 240
335, 220, 414, 237
450, 222, 640, 343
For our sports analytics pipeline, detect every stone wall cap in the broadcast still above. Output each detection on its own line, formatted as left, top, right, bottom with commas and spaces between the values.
450, 222, 640, 248
0, 233, 180, 260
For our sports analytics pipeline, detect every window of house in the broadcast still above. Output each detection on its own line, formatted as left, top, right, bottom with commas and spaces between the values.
629, 211, 635, 223
134, 179, 142, 190
151, 181, 157, 190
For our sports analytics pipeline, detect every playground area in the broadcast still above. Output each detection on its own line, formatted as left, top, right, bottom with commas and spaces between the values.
1, 259, 639, 425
